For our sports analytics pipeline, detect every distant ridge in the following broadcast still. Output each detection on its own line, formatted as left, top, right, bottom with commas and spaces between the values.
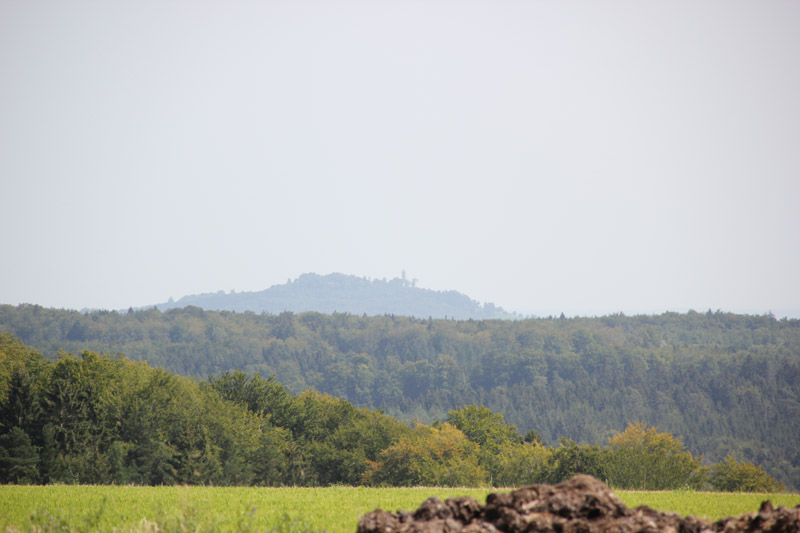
153, 273, 518, 320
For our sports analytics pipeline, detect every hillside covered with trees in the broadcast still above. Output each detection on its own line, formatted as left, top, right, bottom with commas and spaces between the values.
0, 335, 783, 491
150, 272, 516, 320
1, 305, 798, 489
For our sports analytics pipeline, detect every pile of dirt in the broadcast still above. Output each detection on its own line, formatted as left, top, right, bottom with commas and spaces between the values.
357, 475, 800, 533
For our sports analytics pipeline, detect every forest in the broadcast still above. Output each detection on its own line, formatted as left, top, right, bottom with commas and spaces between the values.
0, 334, 784, 491
1, 304, 798, 489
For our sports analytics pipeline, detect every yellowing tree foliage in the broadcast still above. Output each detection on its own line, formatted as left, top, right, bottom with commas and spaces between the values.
710, 456, 785, 492
362, 423, 487, 487
606, 422, 707, 490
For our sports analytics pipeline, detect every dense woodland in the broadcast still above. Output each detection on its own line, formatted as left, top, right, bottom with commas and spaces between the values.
0, 335, 784, 491
1, 304, 798, 489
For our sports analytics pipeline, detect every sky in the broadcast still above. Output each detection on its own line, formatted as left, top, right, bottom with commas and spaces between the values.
1, 1, 799, 318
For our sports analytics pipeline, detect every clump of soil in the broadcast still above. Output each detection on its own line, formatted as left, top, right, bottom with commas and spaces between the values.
357, 475, 800, 533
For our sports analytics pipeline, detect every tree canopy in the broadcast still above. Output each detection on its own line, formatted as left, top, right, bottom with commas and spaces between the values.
2, 304, 798, 490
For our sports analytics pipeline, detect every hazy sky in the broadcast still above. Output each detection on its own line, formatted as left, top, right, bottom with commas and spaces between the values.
2, 1, 799, 317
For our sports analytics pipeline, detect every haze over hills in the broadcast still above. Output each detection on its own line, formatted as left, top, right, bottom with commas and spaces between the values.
151, 272, 519, 320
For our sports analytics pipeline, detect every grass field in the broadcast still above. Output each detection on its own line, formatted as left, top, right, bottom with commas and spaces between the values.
1, 485, 799, 532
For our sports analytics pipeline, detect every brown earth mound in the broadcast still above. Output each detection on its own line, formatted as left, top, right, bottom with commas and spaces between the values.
357, 475, 800, 533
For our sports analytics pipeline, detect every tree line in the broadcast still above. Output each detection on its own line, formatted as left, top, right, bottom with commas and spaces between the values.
1, 304, 798, 489
0, 334, 784, 491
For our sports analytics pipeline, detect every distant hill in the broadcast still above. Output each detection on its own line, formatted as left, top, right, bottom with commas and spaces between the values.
152, 273, 518, 320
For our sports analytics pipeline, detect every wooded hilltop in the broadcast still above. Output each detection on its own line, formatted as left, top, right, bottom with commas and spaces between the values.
1, 305, 798, 489
152, 273, 516, 320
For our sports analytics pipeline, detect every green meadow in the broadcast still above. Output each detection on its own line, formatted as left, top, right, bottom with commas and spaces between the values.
1, 486, 798, 532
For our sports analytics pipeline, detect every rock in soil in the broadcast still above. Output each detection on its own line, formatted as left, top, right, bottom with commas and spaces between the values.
357, 475, 800, 533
